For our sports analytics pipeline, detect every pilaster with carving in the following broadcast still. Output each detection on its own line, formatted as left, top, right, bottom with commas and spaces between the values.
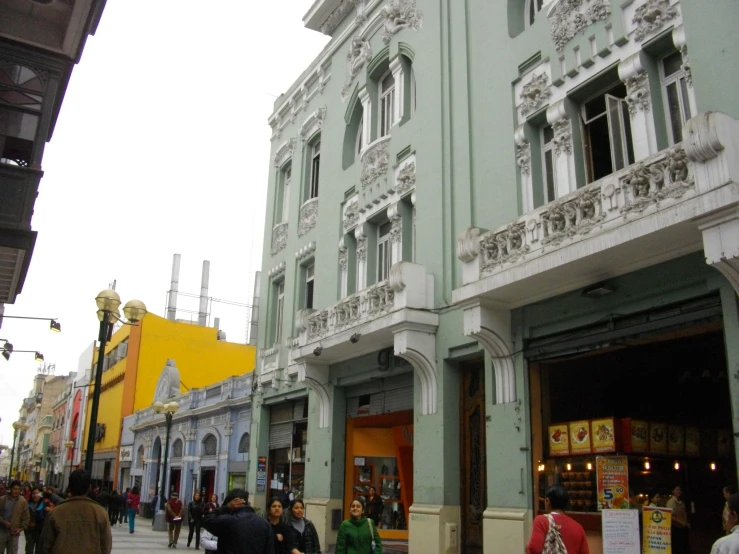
515, 125, 534, 213
355, 227, 367, 291
342, 37, 371, 100
619, 53, 658, 161
547, 101, 577, 198
388, 202, 403, 265
339, 237, 349, 298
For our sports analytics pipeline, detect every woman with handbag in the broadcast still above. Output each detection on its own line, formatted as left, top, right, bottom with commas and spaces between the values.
335, 498, 382, 554
187, 491, 204, 549
526, 484, 589, 554
288, 499, 322, 554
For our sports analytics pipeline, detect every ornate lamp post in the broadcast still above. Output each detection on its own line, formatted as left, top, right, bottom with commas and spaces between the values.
85, 290, 146, 473
152, 401, 179, 512
63, 440, 75, 492
8, 421, 29, 481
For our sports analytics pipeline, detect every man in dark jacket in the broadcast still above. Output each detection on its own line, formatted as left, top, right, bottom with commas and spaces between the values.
202, 489, 273, 554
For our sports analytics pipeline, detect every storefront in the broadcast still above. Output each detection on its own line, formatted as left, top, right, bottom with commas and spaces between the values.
343, 373, 414, 542
268, 398, 309, 500
528, 294, 736, 554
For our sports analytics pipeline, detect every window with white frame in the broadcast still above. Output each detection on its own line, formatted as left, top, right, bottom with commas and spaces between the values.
660, 51, 692, 145
541, 124, 557, 204
305, 264, 315, 310
356, 117, 364, 154
281, 165, 291, 222
380, 71, 396, 137
377, 221, 392, 282
582, 83, 634, 183
526, 0, 544, 27
274, 281, 285, 344
309, 141, 320, 199
410, 68, 417, 117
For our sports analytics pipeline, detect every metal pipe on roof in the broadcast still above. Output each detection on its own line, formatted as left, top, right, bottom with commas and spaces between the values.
167, 254, 181, 321
198, 260, 210, 326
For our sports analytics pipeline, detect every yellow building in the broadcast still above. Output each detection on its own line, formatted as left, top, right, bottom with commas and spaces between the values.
83, 313, 255, 488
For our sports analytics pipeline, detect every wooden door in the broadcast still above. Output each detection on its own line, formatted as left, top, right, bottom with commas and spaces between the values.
460, 362, 486, 554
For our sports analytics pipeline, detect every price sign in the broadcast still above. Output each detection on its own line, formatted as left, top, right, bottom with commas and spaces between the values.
597, 456, 630, 510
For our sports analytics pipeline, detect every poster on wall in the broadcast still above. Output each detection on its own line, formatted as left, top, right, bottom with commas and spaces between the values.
667, 426, 685, 455
649, 423, 667, 454
597, 456, 630, 510
569, 420, 592, 454
548, 424, 570, 456
591, 418, 616, 453
602, 509, 640, 554
256, 456, 267, 494
642, 506, 672, 553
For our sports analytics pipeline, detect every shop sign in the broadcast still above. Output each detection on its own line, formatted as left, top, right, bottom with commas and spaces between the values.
591, 418, 616, 453
119, 446, 133, 462
684, 427, 700, 457
642, 506, 672, 553
569, 420, 592, 454
548, 424, 570, 456
596, 456, 629, 510
256, 456, 267, 494
602, 509, 640, 554
667, 426, 684, 456
649, 423, 667, 454
628, 420, 648, 453
354, 457, 366, 466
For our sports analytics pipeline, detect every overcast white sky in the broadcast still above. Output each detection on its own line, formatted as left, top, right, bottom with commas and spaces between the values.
0, 1, 329, 446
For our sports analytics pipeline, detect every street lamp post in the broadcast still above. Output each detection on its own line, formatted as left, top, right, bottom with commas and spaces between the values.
8, 421, 29, 481
85, 290, 146, 474
63, 440, 74, 492
152, 401, 179, 514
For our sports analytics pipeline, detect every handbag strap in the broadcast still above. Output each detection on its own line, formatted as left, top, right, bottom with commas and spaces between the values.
368, 517, 377, 542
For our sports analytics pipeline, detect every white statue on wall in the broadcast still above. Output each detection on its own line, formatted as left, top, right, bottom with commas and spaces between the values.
153, 359, 181, 402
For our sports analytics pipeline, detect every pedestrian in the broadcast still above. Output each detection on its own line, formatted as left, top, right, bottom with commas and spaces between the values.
122, 488, 130, 523
267, 497, 300, 554
288, 499, 322, 554
125, 486, 141, 534
166, 492, 184, 549
38, 469, 112, 554
187, 491, 204, 550
525, 484, 589, 554
201, 488, 273, 554
364, 487, 383, 527
207, 493, 219, 513
200, 527, 218, 553
22, 485, 32, 503
666, 485, 690, 554
335, 498, 382, 554
107, 490, 119, 527
724, 486, 735, 535
24, 487, 45, 554
280, 484, 294, 510
0, 480, 30, 554
712, 492, 739, 554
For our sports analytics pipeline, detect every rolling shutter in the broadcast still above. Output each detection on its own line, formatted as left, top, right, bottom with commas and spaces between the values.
269, 422, 293, 449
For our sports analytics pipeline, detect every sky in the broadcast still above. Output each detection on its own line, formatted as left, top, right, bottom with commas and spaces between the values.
0, 1, 329, 446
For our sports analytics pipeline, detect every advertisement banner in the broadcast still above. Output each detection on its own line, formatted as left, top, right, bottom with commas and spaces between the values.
592, 418, 617, 453
649, 423, 667, 454
256, 456, 267, 494
548, 424, 570, 456
642, 506, 672, 554
596, 456, 629, 510
602, 509, 640, 554
570, 420, 592, 454
667, 426, 685, 456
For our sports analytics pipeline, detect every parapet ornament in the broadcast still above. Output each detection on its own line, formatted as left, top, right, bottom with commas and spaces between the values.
381, 0, 424, 44
550, 0, 611, 53
632, 0, 678, 42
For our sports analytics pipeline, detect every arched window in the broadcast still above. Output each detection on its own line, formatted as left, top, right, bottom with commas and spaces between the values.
202, 434, 217, 456
172, 439, 183, 458
136, 445, 144, 468
238, 432, 250, 454
379, 70, 396, 137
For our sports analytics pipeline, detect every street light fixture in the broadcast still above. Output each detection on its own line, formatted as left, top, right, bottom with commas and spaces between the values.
63, 439, 75, 492
152, 401, 179, 514
50, 320, 61, 332
85, 289, 146, 474
8, 421, 30, 481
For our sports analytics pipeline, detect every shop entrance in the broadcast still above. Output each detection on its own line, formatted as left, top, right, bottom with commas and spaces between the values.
200, 468, 215, 500
169, 468, 181, 496
460, 361, 486, 554
530, 321, 736, 554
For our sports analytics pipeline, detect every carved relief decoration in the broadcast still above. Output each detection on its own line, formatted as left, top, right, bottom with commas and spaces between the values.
679, 45, 692, 87
624, 71, 651, 116
541, 188, 605, 246
342, 37, 372, 99
520, 73, 552, 117
516, 140, 531, 175
360, 140, 389, 187
552, 119, 573, 156
632, 0, 678, 42
298, 198, 319, 237
480, 223, 531, 270
271, 222, 288, 255
339, 245, 348, 270
390, 214, 402, 243
344, 201, 359, 230
395, 162, 416, 193
381, 0, 424, 44
550, 0, 611, 53
273, 137, 296, 169
356, 236, 367, 262
300, 107, 327, 143
320, 0, 356, 35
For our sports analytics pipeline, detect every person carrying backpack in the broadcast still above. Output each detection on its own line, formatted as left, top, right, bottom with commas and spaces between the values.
526, 484, 589, 554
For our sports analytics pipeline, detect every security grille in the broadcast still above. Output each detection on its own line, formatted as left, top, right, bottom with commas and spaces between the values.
202, 434, 217, 456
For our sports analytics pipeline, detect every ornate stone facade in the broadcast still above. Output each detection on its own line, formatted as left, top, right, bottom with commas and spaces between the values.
273, 137, 296, 169
320, 0, 356, 35
360, 140, 390, 188
271, 222, 288, 255
552, 118, 573, 156
298, 198, 319, 237
342, 37, 371, 99
520, 73, 552, 117
516, 141, 531, 175
343, 200, 359, 230
550, 0, 611, 53
381, 0, 424, 44
632, 0, 678, 42
395, 161, 416, 193
624, 70, 651, 116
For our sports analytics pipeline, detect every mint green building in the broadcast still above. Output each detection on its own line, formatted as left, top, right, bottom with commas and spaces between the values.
250, 1, 739, 552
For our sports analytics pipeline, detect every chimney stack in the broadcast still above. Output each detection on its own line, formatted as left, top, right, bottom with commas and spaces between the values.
198, 260, 210, 326
167, 254, 181, 321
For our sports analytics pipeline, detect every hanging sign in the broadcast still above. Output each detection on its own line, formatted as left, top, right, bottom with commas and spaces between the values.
597, 456, 629, 510
602, 509, 640, 554
569, 420, 592, 454
591, 417, 616, 453
642, 507, 672, 554
548, 424, 570, 456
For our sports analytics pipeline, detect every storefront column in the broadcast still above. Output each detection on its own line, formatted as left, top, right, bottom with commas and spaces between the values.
304, 385, 346, 550
247, 402, 271, 511
719, 283, 739, 473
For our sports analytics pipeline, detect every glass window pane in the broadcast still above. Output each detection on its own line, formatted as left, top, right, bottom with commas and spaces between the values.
679, 77, 692, 122
606, 95, 625, 171
543, 125, 554, 143
584, 95, 606, 121
382, 72, 395, 92
379, 221, 392, 237
0, 108, 38, 140
665, 82, 683, 143
621, 100, 635, 165
662, 52, 683, 77
544, 150, 555, 202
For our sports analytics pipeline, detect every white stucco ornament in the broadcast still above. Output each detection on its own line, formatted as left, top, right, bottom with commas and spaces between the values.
153, 359, 181, 402
381, 0, 423, 44
549, 0, 611, 53
342, 37, 372, 99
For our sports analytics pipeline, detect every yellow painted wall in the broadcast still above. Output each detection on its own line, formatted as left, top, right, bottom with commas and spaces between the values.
131, 314, 255, 412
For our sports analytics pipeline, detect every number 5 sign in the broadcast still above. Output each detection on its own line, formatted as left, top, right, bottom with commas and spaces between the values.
597, 456, 630, 510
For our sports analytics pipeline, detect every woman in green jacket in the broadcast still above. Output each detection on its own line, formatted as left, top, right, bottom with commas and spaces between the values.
335, 499, 382, 554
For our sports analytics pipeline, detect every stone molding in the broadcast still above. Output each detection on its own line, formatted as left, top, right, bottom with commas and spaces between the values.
268, 261, 286, 279
343, 199, 359, 231
298, 364, 331, 428
520, 72, 552, 117
300, 107, 327, 143
360, 137, 390, 188
273, 137, 296, 169
295, 241, 317, 262
381, 0, 423, 44
393, 323, 438, 415
271, 222, 288, 255
395, 161, 416, 194
319, 0, 356, 35
549, 0, 611, 53
342, 37, 371, 99
298, 198, 319, 237
632, 0, 678, 42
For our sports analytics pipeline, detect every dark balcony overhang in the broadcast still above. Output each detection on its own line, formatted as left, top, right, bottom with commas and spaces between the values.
0, 226, 36, 305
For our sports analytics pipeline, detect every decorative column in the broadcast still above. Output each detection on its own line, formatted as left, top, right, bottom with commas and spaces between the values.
546, 100, 577, 197
358, 87, 372, 149
514, 125, 534, 212
618, 52, 658, 161
388, 202, 403, 265
389, 56, 405, 124
338, 237, 349, 298
671, 25, 697, 115
355, 226, 367, 291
